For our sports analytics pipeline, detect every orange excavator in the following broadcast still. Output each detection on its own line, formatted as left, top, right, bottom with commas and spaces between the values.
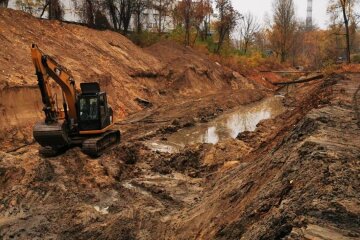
31, 44, 120, 157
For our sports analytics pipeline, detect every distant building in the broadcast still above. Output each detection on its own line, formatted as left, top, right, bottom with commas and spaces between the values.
8, 0, 211, 34
130, 1, 179, 33
130, 7, 176, 33
129, 0, 207, 33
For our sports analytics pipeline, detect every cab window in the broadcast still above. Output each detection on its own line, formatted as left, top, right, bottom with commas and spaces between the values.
79, 97, 99, 120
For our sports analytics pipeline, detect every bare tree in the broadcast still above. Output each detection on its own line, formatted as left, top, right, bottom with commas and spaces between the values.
173, 0, 212, 45
46, 0, 64, 20
71, 0, 96, 26
215, 0, 240, 53
340, 0, 351, 63
253, 29, 268, 53
270, 0, 297, 62
152, 0, 175, 34
0, 0, 9, 8
75, 0, 111, 30
328, 0, 359, 63
133, 0, 150, 33
15, 0, 63, 20
174, 0, 193, 45
193, 0, 213, 42
120, 0, 133, 34
238, 12, 260, 54
105, 0, 120, 30
183, 0, 192, 46
102, 0, 139, 34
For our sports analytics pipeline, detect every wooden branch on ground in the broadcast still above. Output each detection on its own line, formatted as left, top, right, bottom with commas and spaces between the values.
273, 74, 324, 86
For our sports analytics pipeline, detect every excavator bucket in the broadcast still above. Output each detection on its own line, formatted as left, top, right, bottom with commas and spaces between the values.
33, 121, 70, 149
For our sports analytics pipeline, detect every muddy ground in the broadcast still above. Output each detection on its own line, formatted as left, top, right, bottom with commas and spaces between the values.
0, 72, 359, 240
0, 8, 359, 240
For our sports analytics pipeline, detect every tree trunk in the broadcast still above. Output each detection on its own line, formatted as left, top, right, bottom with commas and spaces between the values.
0, 0, 9, 8
341, 1, 351, 63
107, 0, 119, 30
158, 0, 162, 34
243, 40, 249, 54
40, 1, 50, 18
122, 1, 132, 34
86, 0, 95, 26
136, 12, 142, 32
184, 0, 192, 46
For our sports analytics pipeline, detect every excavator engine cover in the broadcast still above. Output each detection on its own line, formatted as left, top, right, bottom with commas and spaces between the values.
33, 121, 70, 148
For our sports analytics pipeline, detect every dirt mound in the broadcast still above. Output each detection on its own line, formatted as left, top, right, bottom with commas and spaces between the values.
0, 9, 259, 148
0, 8, 163, 133
146, 40, 258, 96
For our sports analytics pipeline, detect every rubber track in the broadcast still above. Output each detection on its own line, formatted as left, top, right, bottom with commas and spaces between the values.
81, 130, 121, 157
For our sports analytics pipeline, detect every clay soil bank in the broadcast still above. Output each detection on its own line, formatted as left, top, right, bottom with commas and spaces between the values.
1, 73, 359, 240
0, 8, 359, 240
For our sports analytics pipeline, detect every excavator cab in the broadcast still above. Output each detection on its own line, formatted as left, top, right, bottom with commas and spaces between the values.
77, 82, 113, 131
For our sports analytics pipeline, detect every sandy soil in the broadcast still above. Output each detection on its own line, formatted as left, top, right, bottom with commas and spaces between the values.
0, 8, 262, 149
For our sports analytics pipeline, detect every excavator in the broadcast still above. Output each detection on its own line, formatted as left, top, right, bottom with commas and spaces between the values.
31, 44, 120, 157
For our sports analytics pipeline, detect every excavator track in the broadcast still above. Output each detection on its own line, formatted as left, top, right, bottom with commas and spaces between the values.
81, 130, 121, 157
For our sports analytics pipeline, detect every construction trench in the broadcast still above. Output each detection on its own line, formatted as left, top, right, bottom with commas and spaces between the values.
0, 8, 360, 240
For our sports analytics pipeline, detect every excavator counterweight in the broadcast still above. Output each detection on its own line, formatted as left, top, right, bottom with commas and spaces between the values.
31, 44, 120, 157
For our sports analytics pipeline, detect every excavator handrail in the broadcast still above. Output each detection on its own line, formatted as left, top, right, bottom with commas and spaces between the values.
31, 44, 78, 124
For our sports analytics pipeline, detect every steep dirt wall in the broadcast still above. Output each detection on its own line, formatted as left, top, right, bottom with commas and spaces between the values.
0, 8, 163, 121
0, 8, 262, 145
0, 87, 42, 129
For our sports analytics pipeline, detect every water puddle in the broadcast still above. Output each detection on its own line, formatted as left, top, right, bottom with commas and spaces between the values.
147, 96, 285, 153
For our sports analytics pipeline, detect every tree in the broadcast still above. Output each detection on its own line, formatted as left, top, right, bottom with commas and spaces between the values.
270, 0, 297, 62
174, 0, 193, 45
15, 0, 63, 20
173, 0, 212, 45
193, 0, 213, 42
105, 0, 120, 30
121, 0, 133, 34
215, 0, 240, 53
253, 29, 268, 53
183, 0, 192, 46
151, 0, 175, 34
101, 0, 136, 34
0, 0, 9, 8
328, 0, 359, 63
133, 0, 150, 33
339, 0, 351, 63
74, 0, 111, 30
41, 0, 64, 20
238, 12, 260, 54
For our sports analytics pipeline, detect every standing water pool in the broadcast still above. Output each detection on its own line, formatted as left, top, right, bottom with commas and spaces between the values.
146, 95, 285, 153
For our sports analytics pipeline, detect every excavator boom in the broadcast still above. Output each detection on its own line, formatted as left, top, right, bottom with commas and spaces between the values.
31, 44, 77, 123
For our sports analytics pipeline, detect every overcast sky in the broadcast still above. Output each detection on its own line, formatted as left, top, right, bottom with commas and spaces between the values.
231, 0, 330, 29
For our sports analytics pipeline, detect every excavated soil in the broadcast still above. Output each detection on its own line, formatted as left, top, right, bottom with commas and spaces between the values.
0, 8, 258, 148
0, 8, 359, 240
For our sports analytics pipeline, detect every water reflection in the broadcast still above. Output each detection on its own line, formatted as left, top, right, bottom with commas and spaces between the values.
147, 96, 285, 152
201, 126, 219, 144
226, 109, 271, 138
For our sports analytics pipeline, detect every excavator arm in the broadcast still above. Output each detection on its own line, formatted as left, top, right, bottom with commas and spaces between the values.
31, 44, 78, 124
